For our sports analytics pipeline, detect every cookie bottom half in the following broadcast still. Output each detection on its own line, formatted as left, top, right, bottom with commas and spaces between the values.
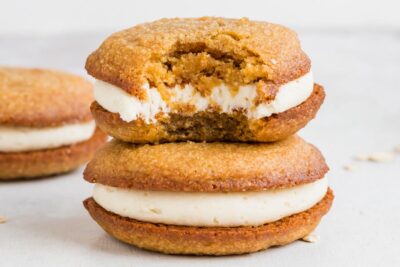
0, 128, 107, 180
84, 188, 333, 255
92, 84, 325, 144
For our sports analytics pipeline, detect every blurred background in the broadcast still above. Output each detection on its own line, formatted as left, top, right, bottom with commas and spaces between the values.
2, 0, 400, 33
1, 1, 400, 266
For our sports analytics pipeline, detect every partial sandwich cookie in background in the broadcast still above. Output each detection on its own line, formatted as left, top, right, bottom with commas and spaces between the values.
83, 136, 333, 255
0, 67, 107, 180
86, 17, 325, 143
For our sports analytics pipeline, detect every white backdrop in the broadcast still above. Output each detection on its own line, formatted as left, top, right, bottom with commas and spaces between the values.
1, 0, 400, 34
1, 1, 400, 266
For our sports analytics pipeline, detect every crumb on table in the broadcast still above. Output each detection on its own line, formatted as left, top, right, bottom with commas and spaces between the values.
301, 233, 320, 243
354, 152, 395, 163
366, 152, 395, 162
343, 163, 356, 171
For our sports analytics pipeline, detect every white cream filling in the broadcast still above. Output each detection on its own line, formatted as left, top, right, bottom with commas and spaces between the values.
93, 177, 328, 227
0, 121, 96, 152
94, 71, 314, 123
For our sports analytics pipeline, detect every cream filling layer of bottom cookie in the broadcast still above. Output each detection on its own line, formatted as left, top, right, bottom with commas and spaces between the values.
93, 177, 328, 227
0, 121, 96, 152
94, 71, 314, 123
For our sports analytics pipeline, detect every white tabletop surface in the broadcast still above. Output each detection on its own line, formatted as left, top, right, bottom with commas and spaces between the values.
1, 30, 399, 267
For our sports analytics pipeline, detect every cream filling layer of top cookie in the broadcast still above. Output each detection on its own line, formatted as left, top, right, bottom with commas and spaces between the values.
92, 176, 328, 227
94, 71, 314, 123
0, 121, 96, 152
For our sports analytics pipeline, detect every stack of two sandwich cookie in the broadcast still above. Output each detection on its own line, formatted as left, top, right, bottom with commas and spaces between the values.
83, 17, 333, 255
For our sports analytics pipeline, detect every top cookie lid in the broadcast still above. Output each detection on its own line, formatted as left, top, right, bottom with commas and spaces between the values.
84, 135, 328, 192
86, 17, 310, 99
0, 67, 94, 127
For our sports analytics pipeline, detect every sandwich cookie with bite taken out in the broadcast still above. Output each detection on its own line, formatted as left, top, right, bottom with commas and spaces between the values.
86, 17, 325, 143
83, 136, 333, 255
0, 67, 107, 179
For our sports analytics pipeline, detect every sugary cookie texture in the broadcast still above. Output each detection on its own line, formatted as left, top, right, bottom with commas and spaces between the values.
86, 17, 324, 143
83, 135, 333, 255
0, 67, 107, 179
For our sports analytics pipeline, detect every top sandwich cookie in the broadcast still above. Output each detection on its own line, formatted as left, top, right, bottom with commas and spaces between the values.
86, 17, 325, 143
0, 67, 107, 179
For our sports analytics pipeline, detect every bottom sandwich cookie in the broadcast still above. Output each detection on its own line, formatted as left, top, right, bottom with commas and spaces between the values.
83, 136, 333, 255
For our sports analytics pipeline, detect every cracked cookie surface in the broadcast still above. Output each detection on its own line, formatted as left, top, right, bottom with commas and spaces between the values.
86, 17, 310, 100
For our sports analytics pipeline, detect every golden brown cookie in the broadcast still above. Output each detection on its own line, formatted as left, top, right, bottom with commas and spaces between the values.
86, 17, 310, 95
84, 189, 333, 255
84, 135, 328, 192
0, 67, 107, 179
0, 67, 93, 127
92, 84, 324, 143
83, 134, 332, 255
86, 17, 323, 143
0, 129, 107, 180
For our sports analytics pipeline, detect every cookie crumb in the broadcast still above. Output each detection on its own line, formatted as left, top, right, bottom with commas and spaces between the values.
367, 152, 395, 163
343, 163, 356, 171
302, 233, 320, 243
355, 152, 395, 163
105, 186, 116, 193
0, 216, 6, 224
149, 208, 161, 214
